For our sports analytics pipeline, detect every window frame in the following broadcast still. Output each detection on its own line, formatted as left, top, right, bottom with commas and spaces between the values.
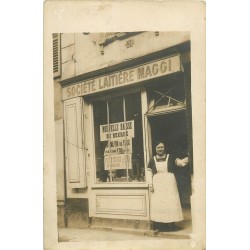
88, 87, 149, 187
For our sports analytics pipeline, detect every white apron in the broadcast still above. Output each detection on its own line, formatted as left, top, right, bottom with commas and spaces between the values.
150, 155, 183, 223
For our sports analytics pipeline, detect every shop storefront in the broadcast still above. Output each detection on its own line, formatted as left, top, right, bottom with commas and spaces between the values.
56, 33, 192, 231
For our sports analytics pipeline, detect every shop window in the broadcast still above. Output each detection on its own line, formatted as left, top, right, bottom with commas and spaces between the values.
93, 92, 145, 183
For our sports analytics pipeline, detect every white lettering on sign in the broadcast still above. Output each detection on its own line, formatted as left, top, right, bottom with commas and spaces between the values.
62, 54, 181, 100
100, 120, 134, 141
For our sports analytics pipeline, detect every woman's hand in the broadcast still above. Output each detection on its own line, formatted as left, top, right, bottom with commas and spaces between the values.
149, 185, 154, 192
175, 157, 189, 167
182, 157, 189, 166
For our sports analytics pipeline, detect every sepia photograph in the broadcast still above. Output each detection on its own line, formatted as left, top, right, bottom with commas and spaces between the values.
44, 1, 206, 250
55, 31, 192, 237
4, 1, 250, 250
5, 1, 250, 250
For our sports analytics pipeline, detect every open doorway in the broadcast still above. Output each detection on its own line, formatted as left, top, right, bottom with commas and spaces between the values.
148, 110, 192, 233
149, 110, 191, 205
150, 111, 188, 155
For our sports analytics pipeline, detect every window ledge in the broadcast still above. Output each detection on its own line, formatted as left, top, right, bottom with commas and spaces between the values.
91, 183, 148, 189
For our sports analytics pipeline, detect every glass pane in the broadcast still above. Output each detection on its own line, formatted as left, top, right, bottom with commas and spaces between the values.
107, 97, 126, 182
125, 93, 145, 182
147, 76, 186, 112
108, 97, 123, 123
93, 99, 108, 183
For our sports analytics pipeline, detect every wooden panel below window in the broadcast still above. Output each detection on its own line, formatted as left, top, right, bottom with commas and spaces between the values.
90, 190, 149, 219
96, 194, 146, 216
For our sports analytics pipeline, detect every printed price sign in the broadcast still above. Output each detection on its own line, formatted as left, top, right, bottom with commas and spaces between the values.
104, 138, 132, 155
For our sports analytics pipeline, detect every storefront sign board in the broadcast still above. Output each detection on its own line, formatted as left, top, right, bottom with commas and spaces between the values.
62, 54, 181, 100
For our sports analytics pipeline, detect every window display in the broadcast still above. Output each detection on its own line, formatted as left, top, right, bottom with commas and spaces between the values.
93, 92, 145, 183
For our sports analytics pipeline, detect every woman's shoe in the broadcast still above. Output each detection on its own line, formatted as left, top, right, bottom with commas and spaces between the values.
160, 222, 182, 232
169, 223, 182, 232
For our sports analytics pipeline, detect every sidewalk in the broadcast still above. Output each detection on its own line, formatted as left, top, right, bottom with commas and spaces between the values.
57, 227, 196, 250
59, 227, 191, 242
59, 228, 152, 242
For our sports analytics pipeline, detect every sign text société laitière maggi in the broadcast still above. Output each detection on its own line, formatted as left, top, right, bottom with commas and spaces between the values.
62, 54, 181, 100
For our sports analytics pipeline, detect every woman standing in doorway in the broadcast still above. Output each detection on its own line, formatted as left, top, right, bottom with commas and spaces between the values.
147, 141, 187, 231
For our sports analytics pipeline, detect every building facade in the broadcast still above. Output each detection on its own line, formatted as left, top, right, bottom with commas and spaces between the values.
54, 32, 195, 233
